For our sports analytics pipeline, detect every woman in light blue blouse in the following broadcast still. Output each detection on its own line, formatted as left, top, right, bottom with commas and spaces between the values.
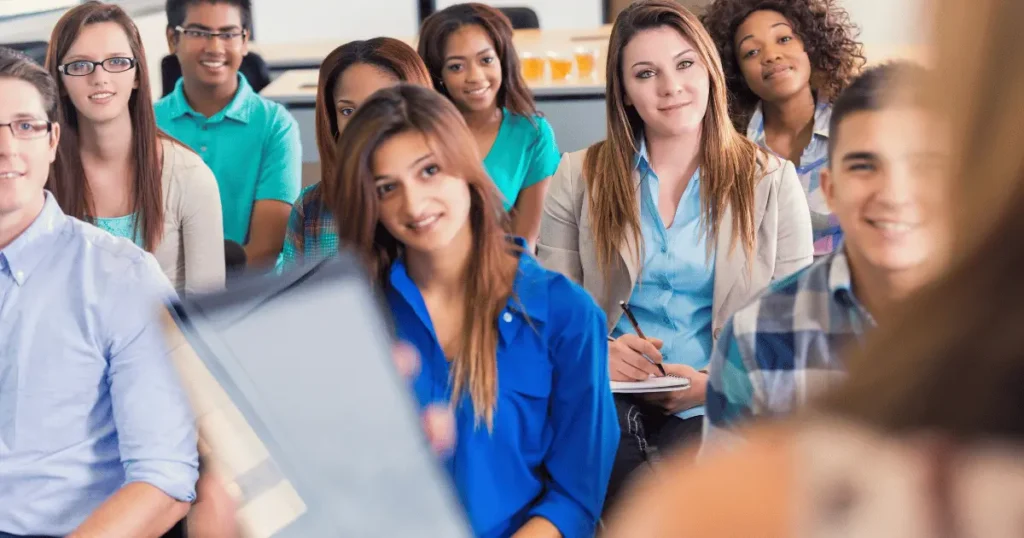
702, 0, 865, 255
419, 3, 561, 248
538, 0, 813, 513
328, 83, 618, 538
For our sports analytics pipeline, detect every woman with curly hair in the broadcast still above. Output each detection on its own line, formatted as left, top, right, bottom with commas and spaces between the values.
702, 0, 864, 256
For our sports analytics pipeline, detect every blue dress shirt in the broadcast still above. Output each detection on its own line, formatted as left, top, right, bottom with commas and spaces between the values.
386, 240, 619, 538
0, 193, 199, 536
612, 138, 716, 420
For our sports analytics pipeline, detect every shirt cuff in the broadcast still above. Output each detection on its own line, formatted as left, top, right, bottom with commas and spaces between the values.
123, 460, 199, 503
527, 489, 596, 538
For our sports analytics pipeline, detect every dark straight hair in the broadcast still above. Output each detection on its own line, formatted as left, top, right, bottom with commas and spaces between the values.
417, 3, 537, 119
46, 1, 165, 251
166, 0, 254, 34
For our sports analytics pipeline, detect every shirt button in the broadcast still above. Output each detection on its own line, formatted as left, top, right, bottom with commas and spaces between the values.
200, 146, 208, 152
15, 270, 24, 280
502, 312, 513, 323
663, 316, 671, 324
660, 245, 668, 253
660, 281, 670, 290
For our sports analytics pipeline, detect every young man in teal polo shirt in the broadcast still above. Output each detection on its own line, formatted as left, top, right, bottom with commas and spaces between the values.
156, 0, 300, 268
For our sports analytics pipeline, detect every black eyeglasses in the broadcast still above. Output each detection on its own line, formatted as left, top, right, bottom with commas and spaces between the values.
0, 120, 53, 140
58, 57, 137, 77
174, 26, 248, 42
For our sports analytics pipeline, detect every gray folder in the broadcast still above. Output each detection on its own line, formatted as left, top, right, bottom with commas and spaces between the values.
168, 254, 471, 537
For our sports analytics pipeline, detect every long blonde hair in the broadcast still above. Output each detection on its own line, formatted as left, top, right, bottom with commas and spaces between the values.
584, 0, 763, 274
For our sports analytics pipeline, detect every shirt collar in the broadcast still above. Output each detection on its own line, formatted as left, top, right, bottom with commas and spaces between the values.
634, 135, 651, 173
0, 192, 67, 286
827, 246, 875, 326
167, 73, 254, 124
747, 95, 832, 143
388, 236, 549, 344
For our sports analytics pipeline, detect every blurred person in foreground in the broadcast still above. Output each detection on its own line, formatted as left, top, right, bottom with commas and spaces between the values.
602, 0, 1024, 534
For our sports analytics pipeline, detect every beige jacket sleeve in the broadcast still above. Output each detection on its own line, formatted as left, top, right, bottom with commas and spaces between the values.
163, 141, 226, 294
537, 151, 585, 284
772, 160, 814, 281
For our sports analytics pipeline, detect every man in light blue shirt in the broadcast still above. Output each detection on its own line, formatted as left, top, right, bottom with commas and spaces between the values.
0, 48, 198, 537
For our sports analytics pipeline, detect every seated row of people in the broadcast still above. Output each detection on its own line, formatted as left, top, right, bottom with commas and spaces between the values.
0, 0, 932, 536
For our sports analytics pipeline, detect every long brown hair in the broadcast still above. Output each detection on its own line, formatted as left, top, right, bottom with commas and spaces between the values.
46, 1, 165, 251
417, 3, 537, 119
585, 0, 762, 274
325, 84, 518, 428
820, 0, 1024, 441
315, 38, 432, 188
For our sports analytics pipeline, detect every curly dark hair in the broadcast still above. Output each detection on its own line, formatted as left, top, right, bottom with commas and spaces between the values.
701, 0, 865, 128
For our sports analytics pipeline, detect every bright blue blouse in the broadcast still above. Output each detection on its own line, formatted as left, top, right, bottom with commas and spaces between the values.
386, 239, 618, 538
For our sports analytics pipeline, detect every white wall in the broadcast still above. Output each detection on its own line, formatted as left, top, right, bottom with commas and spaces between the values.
434, 0, 601, 30
251, 0, 419, 45
841, 0, 927, 46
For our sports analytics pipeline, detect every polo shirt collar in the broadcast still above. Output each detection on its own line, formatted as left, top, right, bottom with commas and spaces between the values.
166, 73, 255, 124
0, 192, 67, 286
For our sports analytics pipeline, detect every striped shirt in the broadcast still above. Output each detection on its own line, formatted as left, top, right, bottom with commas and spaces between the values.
747, 99, 840, 255
702, 248, 875, 448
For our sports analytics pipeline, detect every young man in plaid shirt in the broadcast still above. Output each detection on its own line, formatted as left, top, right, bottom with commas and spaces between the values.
703, 62, 950, 448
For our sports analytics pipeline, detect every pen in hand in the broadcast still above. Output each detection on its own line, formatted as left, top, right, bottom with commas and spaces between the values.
618, 301, 668, 377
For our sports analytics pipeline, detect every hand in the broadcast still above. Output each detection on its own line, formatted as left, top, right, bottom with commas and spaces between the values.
187, 468, 239, 538
609, 334, 664, 381
393, 342, 456, 455
641, 364, 708, 415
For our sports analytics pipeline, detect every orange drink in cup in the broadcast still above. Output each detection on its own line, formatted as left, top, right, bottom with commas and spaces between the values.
547, 52, 573, 81
520, 52, 545, 82
574, 47, 599, 79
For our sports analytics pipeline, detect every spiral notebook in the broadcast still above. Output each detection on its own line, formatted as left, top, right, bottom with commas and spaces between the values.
611, 375, 691, 394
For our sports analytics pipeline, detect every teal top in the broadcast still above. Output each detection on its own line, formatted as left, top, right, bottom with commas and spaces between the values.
483, 110, 561, 211
95, 213, 142, 247
154, 74, 302, 245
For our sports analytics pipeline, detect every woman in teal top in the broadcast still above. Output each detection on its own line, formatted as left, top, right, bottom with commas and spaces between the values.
419, 3, 561, 249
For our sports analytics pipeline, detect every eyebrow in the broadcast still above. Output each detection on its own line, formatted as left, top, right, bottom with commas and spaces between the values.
444, 47, 494, 62
841, 151, 878, 163
630, 49, 694, 69
374, 153, 434, 181
184, 23, 242, 32
6, 112, 45, 121
737, 22, 792, 48
62, 52, 133, 62
336, 98, 356, 106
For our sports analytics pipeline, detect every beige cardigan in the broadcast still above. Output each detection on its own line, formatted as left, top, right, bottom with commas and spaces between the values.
537, 148, 814, 337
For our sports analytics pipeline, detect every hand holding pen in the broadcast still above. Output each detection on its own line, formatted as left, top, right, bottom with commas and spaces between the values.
606, 301, 668, 381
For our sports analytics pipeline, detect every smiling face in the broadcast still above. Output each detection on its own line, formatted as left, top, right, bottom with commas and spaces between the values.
0, 77, 59, 226
332, 63, 399, 135
734, 10, 812, 104
167, 2, 248, 90
59, 22, 138, 125
822, 106, 947, 274
621, 26, 710, 138
440, 24, 502, 114
372, 129, 472, 256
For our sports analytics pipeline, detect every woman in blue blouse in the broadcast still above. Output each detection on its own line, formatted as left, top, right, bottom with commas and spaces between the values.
325, 83, 618, 538
418, 3, 561, 249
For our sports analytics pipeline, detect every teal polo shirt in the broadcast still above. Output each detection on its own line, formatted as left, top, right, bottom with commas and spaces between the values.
483, 110, 560, 211
154, 74, 301, 244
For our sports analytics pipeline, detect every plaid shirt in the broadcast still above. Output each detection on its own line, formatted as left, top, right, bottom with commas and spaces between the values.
702, 248, 875, 449
280, 184, 339, 269
748, 98, 841, 256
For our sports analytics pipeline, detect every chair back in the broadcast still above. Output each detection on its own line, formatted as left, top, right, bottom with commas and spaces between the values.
498, 7, 540, 29
2, 40, 48, 65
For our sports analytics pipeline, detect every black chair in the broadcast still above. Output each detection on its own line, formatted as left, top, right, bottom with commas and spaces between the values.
160, 53, 272, 97
498, 7, 540, 29
2, 40, 48, 65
